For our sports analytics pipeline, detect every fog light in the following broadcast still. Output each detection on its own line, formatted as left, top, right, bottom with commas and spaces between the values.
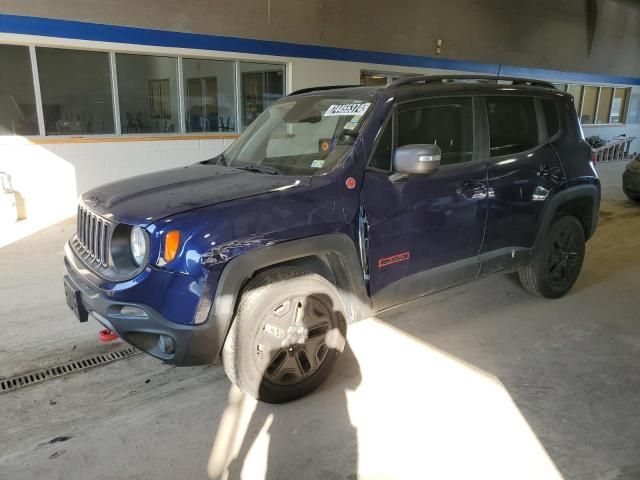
119, 305, 148, 318
158, 335, 175, 354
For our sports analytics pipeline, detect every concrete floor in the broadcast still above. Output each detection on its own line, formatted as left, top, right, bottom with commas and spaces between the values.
0, 161, 639, 480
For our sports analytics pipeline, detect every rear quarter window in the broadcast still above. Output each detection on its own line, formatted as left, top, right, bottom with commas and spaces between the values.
542, 98, 560, 138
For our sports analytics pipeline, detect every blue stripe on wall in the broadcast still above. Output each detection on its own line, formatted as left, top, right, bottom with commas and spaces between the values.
1, 13, 639, 86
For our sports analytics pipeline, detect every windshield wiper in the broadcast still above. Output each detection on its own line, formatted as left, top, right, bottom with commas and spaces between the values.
234, 164, 279, 175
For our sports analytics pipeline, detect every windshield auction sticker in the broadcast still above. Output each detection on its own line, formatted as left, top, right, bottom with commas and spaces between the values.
324, 102, 371, 116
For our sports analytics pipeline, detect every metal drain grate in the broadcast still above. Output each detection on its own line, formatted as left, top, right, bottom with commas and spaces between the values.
0, 347, 140, 394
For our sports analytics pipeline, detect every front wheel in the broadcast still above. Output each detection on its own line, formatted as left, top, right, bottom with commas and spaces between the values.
518, 215, 586, 299
222, 267, 347, 403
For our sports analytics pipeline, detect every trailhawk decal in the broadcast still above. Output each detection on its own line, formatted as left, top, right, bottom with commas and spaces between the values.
324, 103, 371, 116
378, 252, 410, 269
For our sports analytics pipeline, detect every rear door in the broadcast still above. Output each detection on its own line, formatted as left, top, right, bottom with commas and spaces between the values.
479, 95, 567, 274
362, 96, 489, 310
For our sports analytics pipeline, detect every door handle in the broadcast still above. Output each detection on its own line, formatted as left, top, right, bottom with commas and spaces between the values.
456, 180, 487, 200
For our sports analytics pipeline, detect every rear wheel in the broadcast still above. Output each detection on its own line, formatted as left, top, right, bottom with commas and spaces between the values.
222, 267, 347, 403
518, 215, 585, 299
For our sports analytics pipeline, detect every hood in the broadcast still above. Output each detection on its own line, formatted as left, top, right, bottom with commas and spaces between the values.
82, 163, 309, 226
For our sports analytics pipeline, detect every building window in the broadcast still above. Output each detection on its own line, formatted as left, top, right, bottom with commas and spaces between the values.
360, 70, 414, 86
239, 62, 285, 129
361, 73, 388, 86
183, 58, 236, 132
610, 88, 628, 124
566, 84, 583, 115
563, 83, 630, 125
117, 54, 179, 134
581, 86, 598, 124
37, 47, 114, 135
596, 87, 614, 124
0, 45, 38, 135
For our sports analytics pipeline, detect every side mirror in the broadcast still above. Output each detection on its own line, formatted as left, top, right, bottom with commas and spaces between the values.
394, 144, 441, 175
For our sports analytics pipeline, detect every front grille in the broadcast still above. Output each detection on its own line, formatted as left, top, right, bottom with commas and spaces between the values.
74, 206, 113, 267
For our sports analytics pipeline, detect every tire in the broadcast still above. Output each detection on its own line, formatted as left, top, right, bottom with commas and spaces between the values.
518, 215, 585, 299
625, 192, 640, 203
222, 267, 347, 403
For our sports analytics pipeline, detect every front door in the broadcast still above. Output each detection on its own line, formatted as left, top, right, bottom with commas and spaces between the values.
362, 96, 488, 310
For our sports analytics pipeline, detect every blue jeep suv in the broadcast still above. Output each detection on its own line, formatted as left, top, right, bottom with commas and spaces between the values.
64, 76, 600, 403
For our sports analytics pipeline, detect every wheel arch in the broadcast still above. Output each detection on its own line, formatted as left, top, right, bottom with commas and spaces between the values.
535, 184, 600, 251
207, 233, 372, 360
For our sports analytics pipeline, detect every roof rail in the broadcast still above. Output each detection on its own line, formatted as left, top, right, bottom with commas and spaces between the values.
289, 85, 363, 96
386, 75, 555, 90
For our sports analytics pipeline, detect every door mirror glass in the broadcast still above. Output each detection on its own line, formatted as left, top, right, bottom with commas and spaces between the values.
394, 144, 441, 174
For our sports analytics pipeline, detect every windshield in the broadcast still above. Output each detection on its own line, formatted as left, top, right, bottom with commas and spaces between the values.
220, 95, 373, 175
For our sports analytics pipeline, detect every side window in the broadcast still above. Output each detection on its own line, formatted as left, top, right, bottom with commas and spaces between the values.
486, 96, 538, 157
369, 120, 393, 171
542, 98, 560, 138
397, 97, 473, 166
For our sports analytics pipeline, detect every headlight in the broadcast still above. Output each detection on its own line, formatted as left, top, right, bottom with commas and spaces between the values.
130, 226, 147, 266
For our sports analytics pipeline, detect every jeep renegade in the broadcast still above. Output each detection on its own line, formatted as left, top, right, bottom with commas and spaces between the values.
64, 76, 600, 403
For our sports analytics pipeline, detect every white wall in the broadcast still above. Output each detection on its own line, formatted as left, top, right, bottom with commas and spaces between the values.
0, 136, 231, 224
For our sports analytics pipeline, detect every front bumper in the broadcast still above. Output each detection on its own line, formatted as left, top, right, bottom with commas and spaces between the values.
64, 244, 220, 366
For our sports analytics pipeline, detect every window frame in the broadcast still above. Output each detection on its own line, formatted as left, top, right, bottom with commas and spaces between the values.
365, 108, 395, 173
0, 41, 287, 139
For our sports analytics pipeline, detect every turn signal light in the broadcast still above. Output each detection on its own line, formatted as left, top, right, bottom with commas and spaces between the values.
163, 230, 181, 262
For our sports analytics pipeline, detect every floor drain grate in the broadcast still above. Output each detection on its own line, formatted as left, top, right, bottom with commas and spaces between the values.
0, 347, 140, 394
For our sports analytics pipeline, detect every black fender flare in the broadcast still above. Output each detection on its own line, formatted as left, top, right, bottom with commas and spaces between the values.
206, 233, 372, 359
534, 184, 600, 251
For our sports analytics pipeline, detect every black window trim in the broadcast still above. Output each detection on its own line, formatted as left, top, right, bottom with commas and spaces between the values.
365, 105, 396, 173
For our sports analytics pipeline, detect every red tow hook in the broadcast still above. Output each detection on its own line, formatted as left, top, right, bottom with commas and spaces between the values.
98, 328, 119, 342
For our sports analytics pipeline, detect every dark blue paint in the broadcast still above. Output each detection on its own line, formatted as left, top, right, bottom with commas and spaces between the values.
482, 143, 567, 255
363, 162, 489, 296
84, 163, 312, 227
2, 13, 639, 85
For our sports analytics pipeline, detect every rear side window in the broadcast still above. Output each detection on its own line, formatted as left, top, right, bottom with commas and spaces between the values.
369, 120, 393, 171
486, 96, 538, 157
542, 98, 560, 138
397, 97, 473, 166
